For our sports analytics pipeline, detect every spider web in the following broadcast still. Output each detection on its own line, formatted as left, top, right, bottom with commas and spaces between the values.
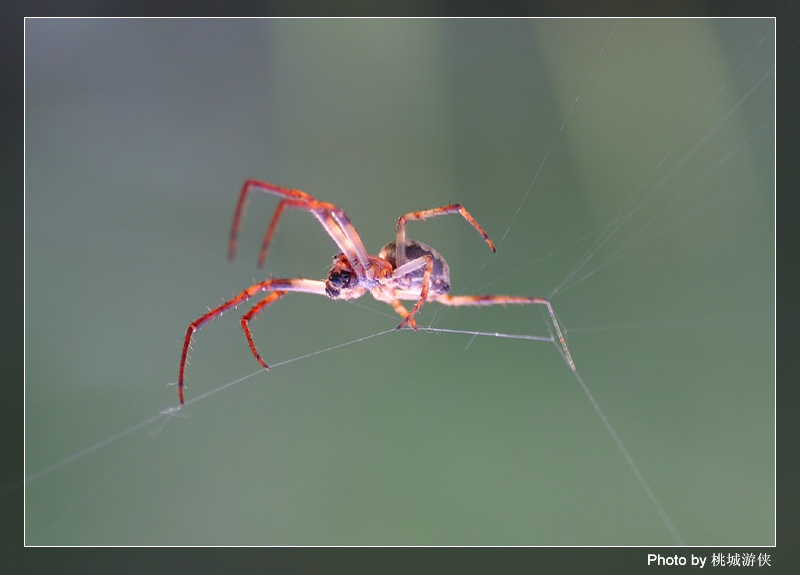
23, 18, 775, 546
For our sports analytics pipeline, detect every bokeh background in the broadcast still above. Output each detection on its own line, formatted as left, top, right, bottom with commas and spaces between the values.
25, 19, 773, 545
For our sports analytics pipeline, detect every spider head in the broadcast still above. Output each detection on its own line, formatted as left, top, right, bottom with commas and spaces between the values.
325, 254, 359, 299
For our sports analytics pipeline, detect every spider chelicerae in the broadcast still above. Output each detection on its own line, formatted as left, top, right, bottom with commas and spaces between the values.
178, 179, 575, 404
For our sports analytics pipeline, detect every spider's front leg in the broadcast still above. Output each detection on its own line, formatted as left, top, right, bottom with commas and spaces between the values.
240, 291, 287, 369
228, 179, 374, 279
178, 278, 328, 405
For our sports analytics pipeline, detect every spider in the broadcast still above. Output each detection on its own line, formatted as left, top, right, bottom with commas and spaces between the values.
177, 179, 575, 404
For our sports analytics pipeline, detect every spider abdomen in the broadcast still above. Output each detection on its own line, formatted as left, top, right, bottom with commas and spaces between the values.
379, 240, 451, 296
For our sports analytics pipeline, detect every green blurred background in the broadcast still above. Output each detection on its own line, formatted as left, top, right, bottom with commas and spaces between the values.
25, 19, 773, 545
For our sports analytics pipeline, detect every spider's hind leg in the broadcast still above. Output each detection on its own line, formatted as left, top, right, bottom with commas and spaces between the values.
388, 299, 417, 330
394, 254, 435, 331
395, 204, 496, 267
432, 294, 576, 372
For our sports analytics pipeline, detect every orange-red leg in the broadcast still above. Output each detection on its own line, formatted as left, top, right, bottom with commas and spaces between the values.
228, 179, 373, 278
388, 299, 416, 330
395, 204, 496, 266
229, 180, 319, 261
430, 294, 575, 371
395, 255, 434, 330
252, 199, 344, 269
240, 292, 287, 369
178, 278, 327, 404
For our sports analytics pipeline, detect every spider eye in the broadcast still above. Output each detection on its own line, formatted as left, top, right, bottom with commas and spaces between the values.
325, 269, 352, 299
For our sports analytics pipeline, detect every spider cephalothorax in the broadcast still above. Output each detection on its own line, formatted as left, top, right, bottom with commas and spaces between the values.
177, 179, 575, 404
